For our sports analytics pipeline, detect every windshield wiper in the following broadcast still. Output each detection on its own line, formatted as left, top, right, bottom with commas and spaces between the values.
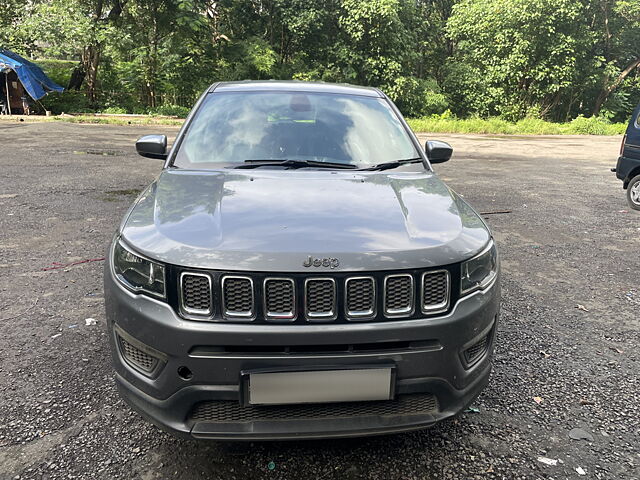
232, 159, 357, 170
357, 158, 424, 171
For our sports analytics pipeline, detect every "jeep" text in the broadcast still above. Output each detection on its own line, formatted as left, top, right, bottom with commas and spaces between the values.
303, 256, 340, 268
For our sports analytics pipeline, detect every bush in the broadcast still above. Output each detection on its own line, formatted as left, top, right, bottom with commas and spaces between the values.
406, 115, 626, 136
568, 115, 625, 135
39, 91, 93, 114
102, 106, 127, 114
149, 104, 190, 118
384, 77, 448, 117
34, 59, 78, 88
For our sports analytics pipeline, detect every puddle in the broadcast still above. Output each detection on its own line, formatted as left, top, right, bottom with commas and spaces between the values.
74, 149, 126, 156
101, 188, 142, 202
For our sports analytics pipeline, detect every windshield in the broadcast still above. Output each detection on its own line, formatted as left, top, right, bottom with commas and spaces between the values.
172, 91, 419, 169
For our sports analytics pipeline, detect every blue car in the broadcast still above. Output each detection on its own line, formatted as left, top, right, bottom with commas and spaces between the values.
615, 103, 640, 210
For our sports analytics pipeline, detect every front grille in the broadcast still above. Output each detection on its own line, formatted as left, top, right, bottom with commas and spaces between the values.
222, 276, 254, 318
180, 273, 212, 315
189, 393, 438, 423
264, 278, 295, 320
421, 271, 449, 313
305, 279, 336, 320
174, 267, 454, 323
118, 335, 158, 373
345, 277, 375, 318
464, 333, 490, 366
384, 274, 414, 316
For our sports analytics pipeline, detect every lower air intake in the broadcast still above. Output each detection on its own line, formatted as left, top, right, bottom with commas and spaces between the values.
189, 393, 438, 423
118, 335, 158, 373
464, 333, 490, 366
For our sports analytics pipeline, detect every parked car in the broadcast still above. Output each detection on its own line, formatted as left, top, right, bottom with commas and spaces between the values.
104, 81, 500, 440
614, 103, 640, 210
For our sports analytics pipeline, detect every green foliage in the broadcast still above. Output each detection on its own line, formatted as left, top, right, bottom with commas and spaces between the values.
102, 106, 128, 114
149, 104, 191, 117
0, 0, 33, 51
217, 37, 278, 80
385, 77, 448, 117
51, 115, 184, 126
34, 59, 78, 88
3, 110, 625, 134
20, 0, 93, 57
447, 0, 595, 121
407, 114, 626, 135
338, 0, 413, 85
4, 0, 640, 126
40, 91, 93, 114
568, 115, 624, 135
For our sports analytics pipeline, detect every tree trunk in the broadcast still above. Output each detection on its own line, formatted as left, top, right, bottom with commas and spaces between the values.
76, 1, 128, 102
144, 1, 159, 108
83, 45, 101, 103
593, 57, 640, 116
67, 64, 85, 90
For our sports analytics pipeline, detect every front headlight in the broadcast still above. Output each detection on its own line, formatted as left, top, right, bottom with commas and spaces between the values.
461, 241, 498, 295
113, 239, 166, 298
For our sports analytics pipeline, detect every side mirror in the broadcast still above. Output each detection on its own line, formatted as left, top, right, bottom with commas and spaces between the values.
426, 140, 452, 164
136, 134, 167, 160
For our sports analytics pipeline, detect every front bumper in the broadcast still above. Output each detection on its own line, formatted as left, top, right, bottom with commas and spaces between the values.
105, 265, 500, 440
616, 155, 640, 187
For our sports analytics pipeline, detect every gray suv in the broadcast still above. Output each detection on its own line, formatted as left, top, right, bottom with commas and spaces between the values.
104, 81, 500, 440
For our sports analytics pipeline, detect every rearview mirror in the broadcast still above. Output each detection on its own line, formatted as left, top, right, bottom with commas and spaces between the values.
426, 140, 452, 164
136, 134, 167, 160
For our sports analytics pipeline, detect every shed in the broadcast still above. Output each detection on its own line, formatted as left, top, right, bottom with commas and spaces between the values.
0, 48, 64, 115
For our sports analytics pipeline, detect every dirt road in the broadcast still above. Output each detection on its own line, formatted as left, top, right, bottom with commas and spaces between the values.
0, 122, 637, 479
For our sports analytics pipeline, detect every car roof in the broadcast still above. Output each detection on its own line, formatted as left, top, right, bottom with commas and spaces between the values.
210, 80, 383, 97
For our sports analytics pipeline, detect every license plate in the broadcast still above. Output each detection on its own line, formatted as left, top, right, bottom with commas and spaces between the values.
247, 367, 393, 405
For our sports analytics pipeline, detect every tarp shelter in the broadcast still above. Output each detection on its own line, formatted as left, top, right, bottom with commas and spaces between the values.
0, 48, 64, 114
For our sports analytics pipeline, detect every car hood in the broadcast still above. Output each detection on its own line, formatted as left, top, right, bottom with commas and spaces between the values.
120, 169, 490, 272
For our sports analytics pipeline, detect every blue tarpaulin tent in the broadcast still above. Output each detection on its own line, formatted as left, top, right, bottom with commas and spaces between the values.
0, 48, 64, 100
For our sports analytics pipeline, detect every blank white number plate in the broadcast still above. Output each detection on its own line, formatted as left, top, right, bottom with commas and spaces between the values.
248, 368, 393, 405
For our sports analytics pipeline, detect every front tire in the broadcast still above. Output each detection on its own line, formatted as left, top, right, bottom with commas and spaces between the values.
627, 174, 640, 211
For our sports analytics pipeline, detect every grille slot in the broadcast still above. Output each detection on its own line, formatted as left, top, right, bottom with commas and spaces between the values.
189, 393, 438, 423
305, 278, 336, 320
384, 274, 414, 316
264, 278, 296, 321
118, 335, 158, 373
464, 333, 489, 366
222, 276, 254, 319
345, 277, 375, 319
188, 339, 441, 357
180, 273, 212, 315
421, 271, 450, 313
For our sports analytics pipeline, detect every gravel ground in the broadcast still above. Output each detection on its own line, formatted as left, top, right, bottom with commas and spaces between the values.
0, 122, 638, 480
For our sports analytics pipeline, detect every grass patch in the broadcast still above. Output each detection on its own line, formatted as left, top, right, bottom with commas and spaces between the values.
0, 114, 184, 126
1, 113, 626, 135
54, 115, 184, 126
407, 115, 627, 135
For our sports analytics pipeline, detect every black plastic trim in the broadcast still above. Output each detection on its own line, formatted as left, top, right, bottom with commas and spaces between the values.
165, 263, 462, 325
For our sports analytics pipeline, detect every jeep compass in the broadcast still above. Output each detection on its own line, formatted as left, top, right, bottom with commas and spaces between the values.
104, 81, 500, 440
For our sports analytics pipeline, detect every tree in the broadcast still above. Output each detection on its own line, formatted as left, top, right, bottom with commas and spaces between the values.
591, 0, 640, 116
0, 0, 33, 52
336, 0, 411, 86
447, 0, 595, 120
3, 0, 639, 120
